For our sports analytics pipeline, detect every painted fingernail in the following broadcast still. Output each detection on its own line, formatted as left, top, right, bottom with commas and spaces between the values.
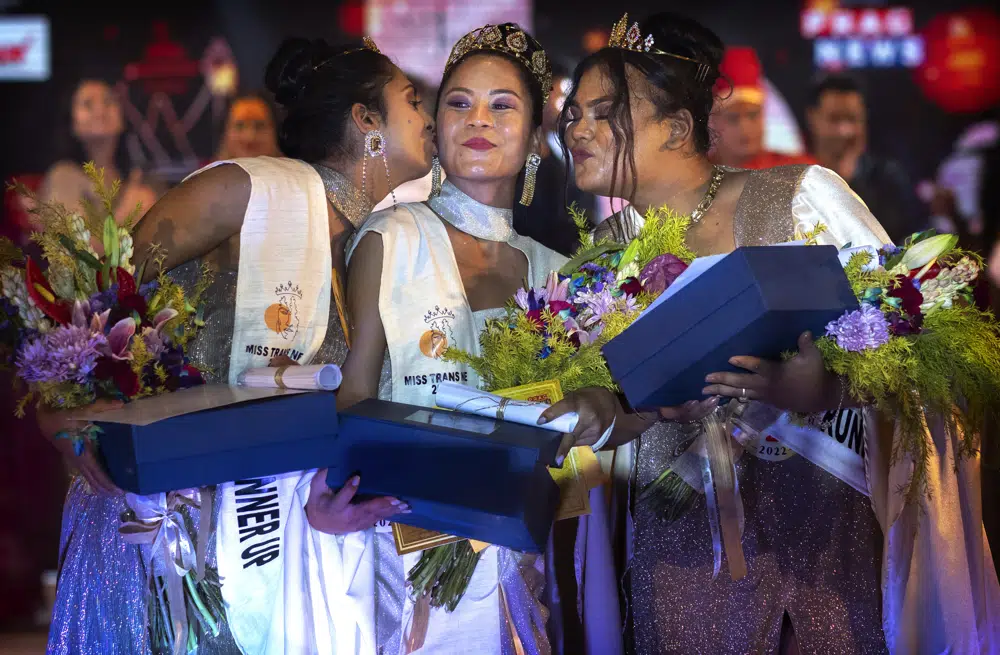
537, 416, 549, 425
401, 506, 412, 514
390, 499, 402, 506
555, 455, 565, 466
350, 476, 360, 487
702, 387, 712, 395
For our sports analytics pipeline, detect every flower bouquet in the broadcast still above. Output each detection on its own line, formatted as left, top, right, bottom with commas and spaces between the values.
2, 164, 222, 652
444, 204, 695, 394
814, 231, 1000, 502
639, 229, 1000, 523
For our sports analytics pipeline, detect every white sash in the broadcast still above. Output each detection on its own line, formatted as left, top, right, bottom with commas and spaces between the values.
348, 202, 566, 654
186, 158, 373, 655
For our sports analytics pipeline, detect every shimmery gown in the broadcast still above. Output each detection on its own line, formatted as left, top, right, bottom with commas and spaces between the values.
599, 165, 891, 655
47, 261, 364, 654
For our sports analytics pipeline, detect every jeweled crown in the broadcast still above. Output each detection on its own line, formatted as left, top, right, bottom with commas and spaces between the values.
444, 23, 552, 104
313, 36, 382, 72
608, 13, 656, 53
606, 13, 712, 83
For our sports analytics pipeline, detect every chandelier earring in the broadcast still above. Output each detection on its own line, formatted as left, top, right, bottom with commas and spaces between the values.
519, 153, 542, 206
430, 156, 443, 198
363, 129, 396, 209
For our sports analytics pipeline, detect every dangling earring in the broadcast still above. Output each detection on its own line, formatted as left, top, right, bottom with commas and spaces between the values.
363, 129, 396, 209
430, 156, 443, 198
519, 153, 542, 206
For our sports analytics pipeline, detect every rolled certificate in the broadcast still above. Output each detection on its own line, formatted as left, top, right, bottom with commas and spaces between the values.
435, 382, 578, 433
238, 364, 343, 391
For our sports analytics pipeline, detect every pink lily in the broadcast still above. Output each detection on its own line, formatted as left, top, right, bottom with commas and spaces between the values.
544, 272, 570, 304
141, 308, 178, 358
563, 316, 602, 346
71, 299, 111, 334
105, 317, 136, 361
91, 309, 110, 333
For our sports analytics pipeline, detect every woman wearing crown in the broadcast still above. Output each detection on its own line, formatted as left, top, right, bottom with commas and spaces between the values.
562, 11, 1000, 655
37, 35, 438, 654
304, 22, 637, 655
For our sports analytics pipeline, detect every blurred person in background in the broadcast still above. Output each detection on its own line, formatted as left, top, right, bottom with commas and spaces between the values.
514, 61, 593, 256
39, 78, 160, 224
923, 120, 999, 253
806, 73, 926, 243
708, 46, 815, 170
211, 92, 281, 160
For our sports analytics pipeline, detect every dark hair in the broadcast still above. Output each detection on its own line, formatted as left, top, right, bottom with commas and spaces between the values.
264, 38, 395, 163
559, 12, 724, 203
58, 78, 133, 173
807, 73, 866, 108
435, 51, 545, 128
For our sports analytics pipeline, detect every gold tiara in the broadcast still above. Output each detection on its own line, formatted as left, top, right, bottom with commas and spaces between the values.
607, 14, 711, 83
445, 23, 552, 104
313, 36, 382, 71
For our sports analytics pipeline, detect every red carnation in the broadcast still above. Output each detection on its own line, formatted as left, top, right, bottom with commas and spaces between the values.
619, 277, 642, 297
525, 309, 545, 329
887, 275, 924, 318
116, 267, 137, 297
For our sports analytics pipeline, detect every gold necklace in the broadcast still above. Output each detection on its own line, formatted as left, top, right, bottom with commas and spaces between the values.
689, 165, 726, 224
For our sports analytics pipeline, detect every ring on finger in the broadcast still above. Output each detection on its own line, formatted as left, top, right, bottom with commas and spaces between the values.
738, 387, 749, 403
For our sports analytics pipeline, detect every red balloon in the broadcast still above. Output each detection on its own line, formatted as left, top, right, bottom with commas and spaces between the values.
915, 9, 1000, 114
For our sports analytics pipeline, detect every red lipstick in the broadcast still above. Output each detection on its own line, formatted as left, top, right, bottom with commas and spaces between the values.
462, 137, 496, 151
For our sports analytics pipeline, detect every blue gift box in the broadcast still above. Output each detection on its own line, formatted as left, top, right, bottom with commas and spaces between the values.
326, 399, 562, 552
90, 386, 339, 495
602, 245, 858, 410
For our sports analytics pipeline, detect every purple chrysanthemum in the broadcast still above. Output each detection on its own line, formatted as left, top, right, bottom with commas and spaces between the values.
825, 304, 891, 352
16, 324, 107, 383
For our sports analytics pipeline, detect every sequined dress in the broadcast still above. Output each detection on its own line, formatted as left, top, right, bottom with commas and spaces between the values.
600, 166, 891, 654
47, 261, 360, 654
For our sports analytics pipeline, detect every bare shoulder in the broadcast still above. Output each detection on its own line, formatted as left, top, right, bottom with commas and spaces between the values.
182, 162, 251, 197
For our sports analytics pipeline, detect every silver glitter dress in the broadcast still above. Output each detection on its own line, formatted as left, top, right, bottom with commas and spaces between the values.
598, 166, 889, 655
47, 260, 359, 654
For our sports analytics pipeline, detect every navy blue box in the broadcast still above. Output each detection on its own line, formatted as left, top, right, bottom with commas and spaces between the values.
326, 399, 562, 552
603, 245, 858, 410
92, 387, 339, 494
